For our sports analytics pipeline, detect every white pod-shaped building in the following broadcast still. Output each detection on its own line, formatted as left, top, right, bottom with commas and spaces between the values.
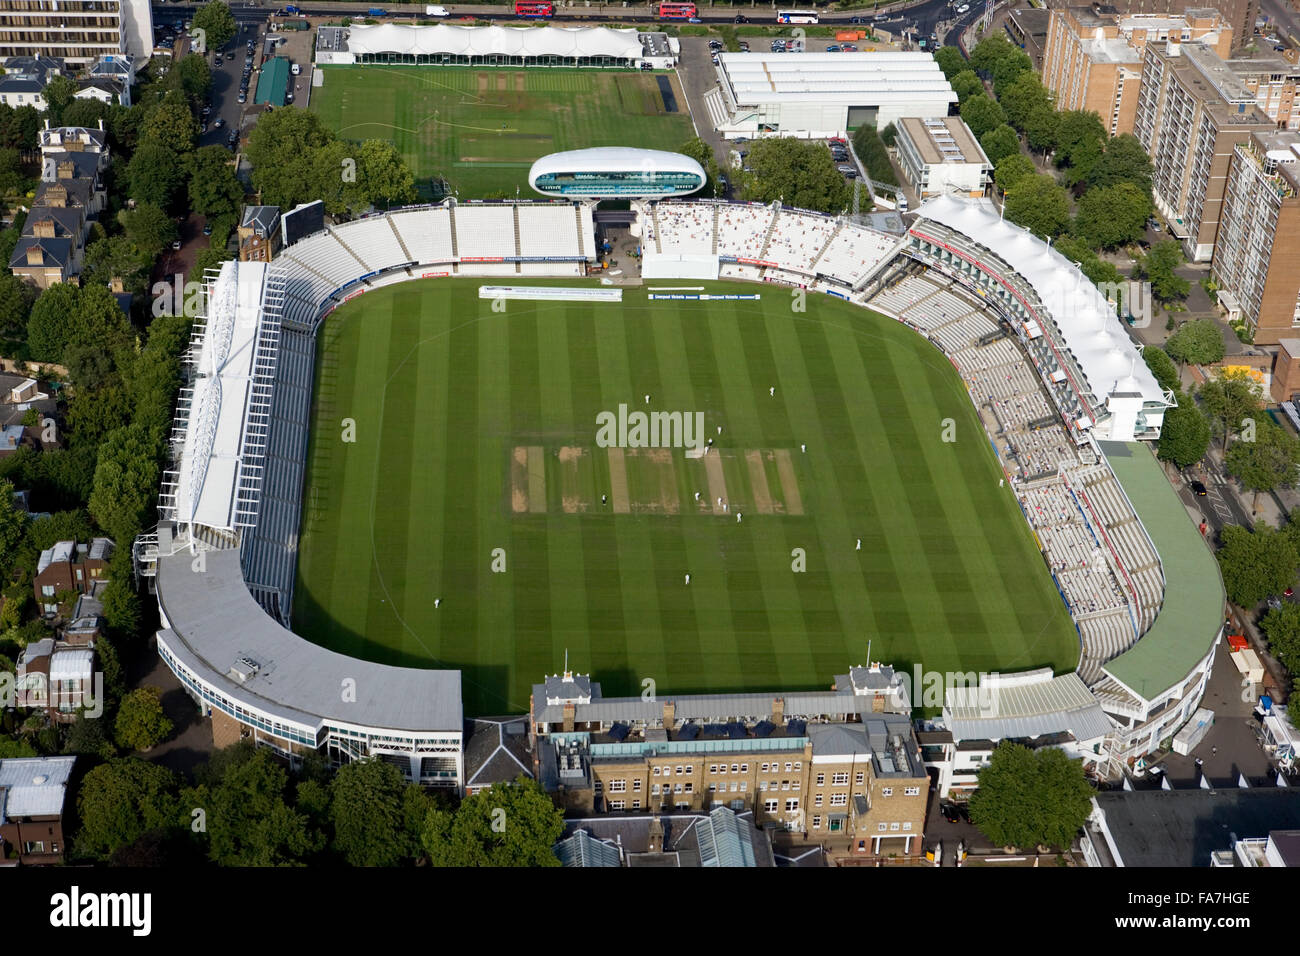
528, 147, 707, 198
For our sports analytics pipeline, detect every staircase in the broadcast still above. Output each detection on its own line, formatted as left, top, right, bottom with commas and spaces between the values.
711, 204, 720, 255
387, 216, 414, 263
448, 203, 460, 272
329, 227, 372, 273
808, 220, 844, 273
513, 204, 522, 274
756, 206, 781, 261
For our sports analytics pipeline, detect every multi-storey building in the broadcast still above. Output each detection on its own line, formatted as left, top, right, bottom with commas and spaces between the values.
0, 0, 152, 70
893, 116, 992, 199
1134, 40, 1272, 260
0, 756, 75, 864
1041, 6, 1232, 137
1227, 53, 1300, 130
1211, 129, 1300, 344
531, 664, 928, 860
32, 538, 113, 617
1099, 0, 1258, 55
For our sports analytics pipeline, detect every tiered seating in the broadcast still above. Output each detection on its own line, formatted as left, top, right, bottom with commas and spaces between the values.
280, 230, 364, 291
338, 215, 407, 271
654, 203, 714, 255
454, 205, 516, 259
518, 204, 583, 258
389, 208, 455, 264
764, 210, 835, 274
814, 224, 899, 284
714, 204, 771, 260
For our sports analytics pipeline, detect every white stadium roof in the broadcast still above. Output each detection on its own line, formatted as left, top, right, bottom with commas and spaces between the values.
344, 23, 644, 59
530, 147, 705, 178
914, 195, 1166, 409
718, 51, 958, 106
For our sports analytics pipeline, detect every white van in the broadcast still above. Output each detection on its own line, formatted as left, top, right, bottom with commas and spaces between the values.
897, 195, 909, 212
426, 5, 449, 15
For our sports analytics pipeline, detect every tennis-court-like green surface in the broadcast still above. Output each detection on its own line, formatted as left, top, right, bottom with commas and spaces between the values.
292, 279, 1079, 716
311, 67, 696, 197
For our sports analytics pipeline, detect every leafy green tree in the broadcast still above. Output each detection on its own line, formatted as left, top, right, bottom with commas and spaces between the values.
329, 759, 412, 866
677, 136, 721, 198
932, 45, 968, 80
61, 97, 110, 131
967, 741, 1093, 850
1054, 109, 1107, 183
42, 74, 78, 124
65, 383, 131, 450
1073, 181, 1152, 250
1025, 105, 1061, 155
88, 422, 161, 543
852, 125, 897, 186
1156, 394, 1210, 468
1142, 346, 1180, 393
173, 53, 213, 109
1000, 71, 1054, 131
75, 758, 180, 861
0, 478, 27, 562
1226, 415, 1300, 514
356, 138, 418, 210
950, 69, 984, 102
192, 0, 237, 52
1086, 133, 1153, 197
738, 136, 850, 214
1200, 371, 1261, 452
979, 124, 1021, 165
1217, 524, 1298, 607
82, 235, 152, 297
141, 98, 198, 157
127, 141, 188, 209
64, 709, 117, 760
1262, 602, 1300, 684
246, 107, 335, 209
959, 93, 1007, 140
185, 744, 321, 866
1166, 318, 1226, 369
1053, 235, 1123, 287
189, 145, 244, 220
114, 687, 173, 751
0, 270, 34, 344
421, 777, 564, 867
118, 202, 178, 260
969, 35, 1018, 77
25, 283, 81, 363
1142, 239, 1190, 303
991, 48, 1033, 98
994, 153, 1036, 194
1004, 173, 1070, 238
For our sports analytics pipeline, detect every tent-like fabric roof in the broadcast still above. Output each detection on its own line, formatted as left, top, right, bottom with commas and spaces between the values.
914, 194, 1167, 409
345, 24, 644, 59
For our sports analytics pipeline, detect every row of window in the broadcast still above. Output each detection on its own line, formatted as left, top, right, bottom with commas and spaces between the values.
762, 799, 801, 812
807, 817, 913, 832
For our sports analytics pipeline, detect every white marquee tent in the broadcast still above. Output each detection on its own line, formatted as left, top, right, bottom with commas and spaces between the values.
342, 23, 644, 60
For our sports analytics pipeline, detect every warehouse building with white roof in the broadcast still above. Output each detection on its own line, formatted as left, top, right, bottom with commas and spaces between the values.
707, 51, 958, 140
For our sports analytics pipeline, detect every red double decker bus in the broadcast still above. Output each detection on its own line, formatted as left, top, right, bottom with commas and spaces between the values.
514, 0, 554, 17
658, 2, 697, 19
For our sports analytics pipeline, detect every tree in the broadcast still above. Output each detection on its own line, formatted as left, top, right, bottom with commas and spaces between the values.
1262, 602, 1300, 684
119, 202, 178, 260
0, 270, 34, 343
25, 283, 81, 363
140, 98, 198, 157
114, 687, 173, 751
186, 744, 320, 866
1226, 415, 1300, 514
979, 124, 1021, 165
356, 138, 418, 210
173, 53, 213, 109
88, 422, 161, 544
189, 145, 243, 218
64, 709, 116, 760
192, 1, 237, 52
1086, 133, 1153, 197
82, 235, 152, 297
127, 141, 188, 209
0, 478, 27, 562
852, 125, 897, 186
959, 93, 1007, 140
61, 97, 110, 131
421, 777, 564, 867
1053, 235, 1123, 288
993, 153, 1035, 194
991, 48, 1033, 98
329, 759, 412, 866
1073, 181, 1152, 250
42, 74, 78, 124
1166, 318, 1226, 369
1025, 105, 1060, 155
677, 136, 721, 198
969, 35, 1018, 77
932, 45, 968, 80
1217, 524, 1298, 607
246, 107, 335, 209
1199, 370, 1261, 451
1157, 395, 1211, 468
950, 69, 984, 103
738, 136, 850, 214
1142, 239, 1190, 303
1001, 71, 1054, 132
1142, 346, 1180, 393
75, 758, 180, 861
1054, 109, 1107, 183
967, 741, 1093, 850
1004, 173, 1071, 238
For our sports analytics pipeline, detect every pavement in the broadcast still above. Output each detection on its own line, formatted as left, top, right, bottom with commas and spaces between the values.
127, 639, 215, 781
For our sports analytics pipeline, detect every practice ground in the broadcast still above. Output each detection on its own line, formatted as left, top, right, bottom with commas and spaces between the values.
292, 279, 1079, 716
311, 66, 695, 197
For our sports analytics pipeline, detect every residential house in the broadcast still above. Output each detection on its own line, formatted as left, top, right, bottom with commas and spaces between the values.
239, 205, 281, 262
33, 537, 113, 617
0, 755, 76, 865
15, 638, 96, 722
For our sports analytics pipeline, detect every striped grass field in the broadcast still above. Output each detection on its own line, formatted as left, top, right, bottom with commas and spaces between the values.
292, 280, 1079, 716
310, 66, 695, 198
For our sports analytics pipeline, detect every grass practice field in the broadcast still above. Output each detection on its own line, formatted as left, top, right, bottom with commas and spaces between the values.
292, 280, 1079, 716
311, 67, 695, 198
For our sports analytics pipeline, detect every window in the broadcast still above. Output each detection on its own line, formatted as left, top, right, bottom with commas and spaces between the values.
653, 766, 661, 776
710, 764, 718, 774
784, 762, 792, 772
832, 773, 849, 786
781, 781, 790, 791
855, 772, 865, 785
609, 800, 625, 810
890, 822, 900, 831
684, 783, 693, 793
709, 782, 717, 792
676, 802, 689, 810
652, 784, 660, 795
685, 765, 693, 774
675, 765, 682, 775
903, 822, 912, 830
785, 798, 799, 812
795, 762, 802, 770
673, 783, 683, 793
814, 794, 823, 807
633, 779, 642, 792
593, 780, 602, 793
877, 823, 887, 832
741, 763, 748, 772
905, 787, 920, 796
739, 782, 747, 792
812, 815, 822, 829
633, 800, 642, 809
41, 585, 55, 597
761, 762, 769, 772
608, 779, 626, 793
792, 780, 800, 790
830, 793, 847, 807
765, 799, 779, 813
729, 782, 738, 793
759, 781, 768, 791
731, 764, 739, 773
816, 773, 825, 786
881, 787, 893, 797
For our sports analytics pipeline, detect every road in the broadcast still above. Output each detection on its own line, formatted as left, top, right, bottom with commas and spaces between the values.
1259, 0, 1300, 44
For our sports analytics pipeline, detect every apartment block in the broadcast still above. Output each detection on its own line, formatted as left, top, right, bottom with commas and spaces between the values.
1210, 129, 1300, 345
1101, 0, 1258, 55
1041, 6, 1232, 136
1227, 53, 1300, 129
1134, 40, 1273, 260
0, 0, 152, 70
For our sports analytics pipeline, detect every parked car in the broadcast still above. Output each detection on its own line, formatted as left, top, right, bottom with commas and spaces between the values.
849, 15, 864, 23
213, 118, 224, 128
1190, 480, 1208, 497
734, 14, 748, 23
237, 91, 247, 103
837, 164, 857, 177
228, 129, 239, 144
826, 44, 841, 52
291, 62, 301, 75
688, 16, 701, 23
957, 3, 970, 12
171, 239, 182, 250
738, 41, 750, 51
842, 44, 857, 52
286, 91, 294, 103
202, 222, 213, 236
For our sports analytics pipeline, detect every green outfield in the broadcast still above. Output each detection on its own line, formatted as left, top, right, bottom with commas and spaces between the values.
292, 280, 1079, 716
311, 67, 696, 197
